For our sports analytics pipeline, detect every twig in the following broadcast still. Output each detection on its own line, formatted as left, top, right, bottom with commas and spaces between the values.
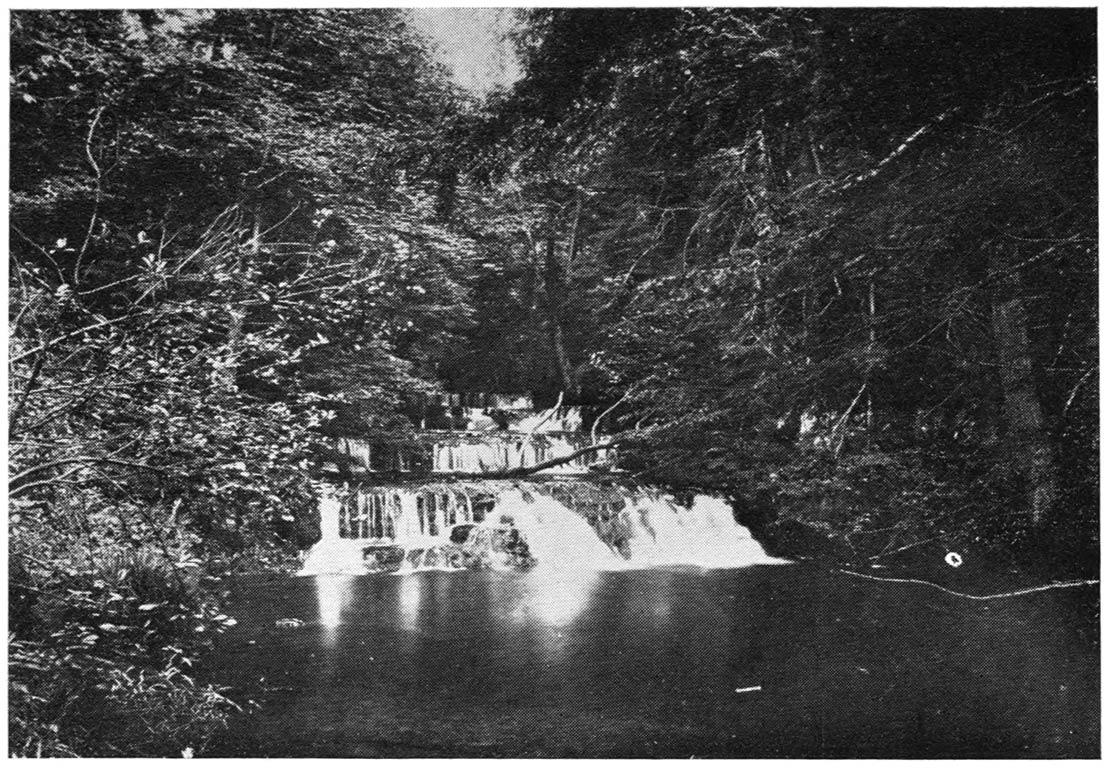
75, 105, 106, 287
10, 455, 167, 492
1062, 366, 1096, 416
591, 391, 630, 445
832, 382, 867, 457
867, 535, 943, 561
525, 390, 564, 437
11, 224, 68, 285
10, 310, 150, 366
838, 568, 1098, 601
9, 351, 47, 435
846, 109, 955, 188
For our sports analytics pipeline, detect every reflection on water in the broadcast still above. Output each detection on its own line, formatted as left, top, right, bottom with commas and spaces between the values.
213, 567, 1099, 759
397, 572, 422, 631
315, 575, 352, 637
647, 569, 675, 621
512, 567, 600, 627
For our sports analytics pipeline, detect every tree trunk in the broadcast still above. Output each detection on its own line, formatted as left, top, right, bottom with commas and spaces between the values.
544, 235, 577, 396
220, 251, 244, 392
865, 273, 876, 437
219, 211, 259, 392
989, 258, 1058, 524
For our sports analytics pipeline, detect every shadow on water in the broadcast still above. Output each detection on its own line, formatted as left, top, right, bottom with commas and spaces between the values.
203, 564, 1098, 758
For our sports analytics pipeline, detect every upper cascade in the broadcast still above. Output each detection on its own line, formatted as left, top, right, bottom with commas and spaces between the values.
323, 392, 613, 476
405, 392, 582, 433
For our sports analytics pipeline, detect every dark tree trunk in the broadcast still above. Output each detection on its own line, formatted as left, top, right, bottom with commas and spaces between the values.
220, 247, 245, 393
989, 256, 1058, 524
544, 235, 577, 397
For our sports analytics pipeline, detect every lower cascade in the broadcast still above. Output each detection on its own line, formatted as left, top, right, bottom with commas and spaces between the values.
300, 479, 784, 574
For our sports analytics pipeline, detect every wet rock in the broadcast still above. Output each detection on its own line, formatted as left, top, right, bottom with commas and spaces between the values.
362, 544, 406, 572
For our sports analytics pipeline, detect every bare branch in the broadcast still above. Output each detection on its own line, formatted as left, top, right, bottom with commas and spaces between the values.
10, 310, 150, 366
591, 391, 629, 445
10, 225, 68, 285
525, 391, 564, 437
838, 568, 1098, 601
846, 109, 956, 188
1062, 366, 1096, 416
832, 382, 867, 457
74, 105, 107, 287
10, 455, 168, 494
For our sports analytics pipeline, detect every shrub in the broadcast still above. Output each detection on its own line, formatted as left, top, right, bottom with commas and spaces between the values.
9, 525, 238, 757
9, 637, 237, 757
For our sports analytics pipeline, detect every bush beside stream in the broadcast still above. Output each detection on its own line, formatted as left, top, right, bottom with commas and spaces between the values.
8, 500, 310, 756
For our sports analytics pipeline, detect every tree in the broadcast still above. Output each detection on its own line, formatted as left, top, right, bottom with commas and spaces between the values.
9, 10, 479, 754
473, 8, 1096, 557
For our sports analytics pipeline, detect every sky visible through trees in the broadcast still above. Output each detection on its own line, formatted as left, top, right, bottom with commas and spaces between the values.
408, 8, 521, 96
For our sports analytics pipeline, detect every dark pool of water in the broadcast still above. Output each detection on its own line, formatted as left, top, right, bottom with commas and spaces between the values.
203, 564, 1098, 758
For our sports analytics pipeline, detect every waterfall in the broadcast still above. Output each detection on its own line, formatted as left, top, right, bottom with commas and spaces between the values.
300, 491, 367, 575
300, 480, 785, 575
619, 492, 783, 568
494, 488, 622, 570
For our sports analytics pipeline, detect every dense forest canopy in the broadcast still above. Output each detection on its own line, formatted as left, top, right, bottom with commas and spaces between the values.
8, 8, 1097, 756
455, 8, 1095, 557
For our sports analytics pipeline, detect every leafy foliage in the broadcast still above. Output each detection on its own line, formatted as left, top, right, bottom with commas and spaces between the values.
6, 8, 1098, 755
469, 9, 1096, 561
9, 9, 474, 755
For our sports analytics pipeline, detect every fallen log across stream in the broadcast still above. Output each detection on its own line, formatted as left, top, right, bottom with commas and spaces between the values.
445, 440, 621, 479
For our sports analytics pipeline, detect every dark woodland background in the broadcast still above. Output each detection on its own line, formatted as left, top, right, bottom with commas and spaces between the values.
8, 9, 1097, 756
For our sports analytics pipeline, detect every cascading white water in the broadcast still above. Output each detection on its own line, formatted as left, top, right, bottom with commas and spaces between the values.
300, 492, 367, 575
300, 480, 785, 574
494, 488, 622, 570
621, 492, 783, 568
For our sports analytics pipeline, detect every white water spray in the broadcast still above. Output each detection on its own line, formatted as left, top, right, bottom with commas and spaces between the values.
494, 488, 622, 569
620, 492, 784, 568
301, 480, 785, 575
301, 492, 367, 575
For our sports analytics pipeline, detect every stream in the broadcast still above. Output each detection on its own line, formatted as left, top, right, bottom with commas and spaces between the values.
204, 563, 1097, 757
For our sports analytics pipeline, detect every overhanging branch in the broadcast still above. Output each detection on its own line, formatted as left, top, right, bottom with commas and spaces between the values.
10, 455, 167, 495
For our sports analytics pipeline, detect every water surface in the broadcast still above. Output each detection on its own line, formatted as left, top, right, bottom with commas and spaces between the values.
205, 565, 1098, 758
